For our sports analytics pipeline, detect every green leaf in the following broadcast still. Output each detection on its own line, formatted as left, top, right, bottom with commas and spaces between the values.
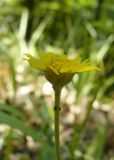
0, 102, 25, 120
0, 111, 40, 142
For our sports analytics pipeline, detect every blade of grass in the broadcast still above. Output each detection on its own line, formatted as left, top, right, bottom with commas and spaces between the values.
0, 102, 25, 120
29, 15, 52, 47
0, 111, 41, 141
97, 34, 114, 63
85, 115, 108, 160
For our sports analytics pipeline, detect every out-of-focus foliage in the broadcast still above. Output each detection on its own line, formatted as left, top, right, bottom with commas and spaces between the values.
0, 0, 114, 160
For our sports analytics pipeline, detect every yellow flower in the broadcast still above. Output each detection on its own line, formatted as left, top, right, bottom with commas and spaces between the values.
25, 52, 99, 89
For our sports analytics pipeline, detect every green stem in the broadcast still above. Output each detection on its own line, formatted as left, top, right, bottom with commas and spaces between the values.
54, 87, 61, 160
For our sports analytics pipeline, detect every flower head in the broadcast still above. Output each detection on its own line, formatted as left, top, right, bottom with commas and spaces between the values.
25, 52, 98, 89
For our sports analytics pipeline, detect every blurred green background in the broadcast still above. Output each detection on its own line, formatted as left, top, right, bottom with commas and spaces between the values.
0, 0, 114, 160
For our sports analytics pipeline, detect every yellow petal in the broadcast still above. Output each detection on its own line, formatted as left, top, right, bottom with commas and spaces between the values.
24, 54, 46, 70
77, 66, 99, 72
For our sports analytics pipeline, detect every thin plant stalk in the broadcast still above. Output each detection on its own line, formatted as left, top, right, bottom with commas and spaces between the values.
54, 87, 62, 160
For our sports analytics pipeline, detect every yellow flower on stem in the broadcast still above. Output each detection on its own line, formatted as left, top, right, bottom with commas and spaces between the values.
25, 52, 99, 160
24, 52, 98, 89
